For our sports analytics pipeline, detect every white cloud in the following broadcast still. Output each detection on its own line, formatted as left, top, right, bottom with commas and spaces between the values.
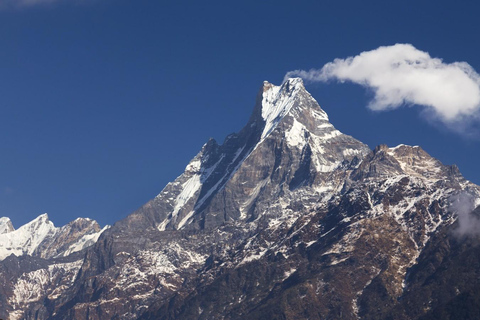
450, 192, 480, 237
285, 44, 480, 129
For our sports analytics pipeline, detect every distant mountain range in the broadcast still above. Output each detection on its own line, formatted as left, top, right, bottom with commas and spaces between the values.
1, 78, 480, 320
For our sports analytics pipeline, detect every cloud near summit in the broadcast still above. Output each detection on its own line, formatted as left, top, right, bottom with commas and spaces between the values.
285, 44, 480, 130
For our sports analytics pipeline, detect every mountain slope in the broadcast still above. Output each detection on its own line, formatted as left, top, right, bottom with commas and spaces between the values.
114, 78, 369, 233
2, 78, 480, 320
0, 214, 108, 261
139, 144, 475, 320
0, 214, 108, 320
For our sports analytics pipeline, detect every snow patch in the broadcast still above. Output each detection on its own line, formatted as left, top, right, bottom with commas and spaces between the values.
185, 159, 202, 172
59, 225, 110, 257
343, 148, 362, 157
240, 179, 268, 219
177, 210, 195, 229
286, 118, 307, 148
318, 129, 341, 140
329, 256, 349, 266
283, 268, 297, 280
174, 175, 202, 216
0, 217, 14, 234
9, 260, 83, 314
261, 78, 303, 140
0, 214, 106, 260
0, 214, 56, 260
239, 248, 268, 265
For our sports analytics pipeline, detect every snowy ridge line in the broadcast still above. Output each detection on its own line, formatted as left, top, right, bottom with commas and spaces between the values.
180, 80, 317, 223
0, 213, 108, 260
155, 78, 370, 231
261, 79, 302, 139
156, 80, 305, 230
0, 217, 14, 234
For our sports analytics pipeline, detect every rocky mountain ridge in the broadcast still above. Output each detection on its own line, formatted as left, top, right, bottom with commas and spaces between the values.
1, 78, 479, 320
0, 214, 108, 261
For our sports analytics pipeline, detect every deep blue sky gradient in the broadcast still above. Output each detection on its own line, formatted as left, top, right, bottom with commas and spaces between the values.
1, 0, 480, 227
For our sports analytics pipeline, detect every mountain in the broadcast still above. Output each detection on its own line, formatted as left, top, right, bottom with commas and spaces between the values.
0, 214, 108, 261
1, 78, 480, 320
0, 214, 108, 320
0, 217, 14, 234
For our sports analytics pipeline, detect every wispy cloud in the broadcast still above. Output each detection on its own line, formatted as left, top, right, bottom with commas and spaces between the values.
0, 0, 55, 8
2, 187, 14, 195
285, 44, 480, 132
449, 192, 480, 238
0, 0, 89, 9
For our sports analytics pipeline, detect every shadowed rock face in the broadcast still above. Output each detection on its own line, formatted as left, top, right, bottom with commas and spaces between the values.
2, 79, 480, 320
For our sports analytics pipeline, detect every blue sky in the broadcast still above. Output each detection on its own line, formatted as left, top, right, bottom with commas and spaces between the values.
1, 0, 480, 228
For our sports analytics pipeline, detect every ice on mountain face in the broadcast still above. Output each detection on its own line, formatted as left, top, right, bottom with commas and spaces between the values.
185, 159, 202, 173
157, 152, 227, 231
0, 213, 56, 260
286, 118, 307, 149
0, 217, 14, 234
261, 78, 368, 175
261, 78, 304, 140
59, 224, 110, 257
173, 175, 202, 216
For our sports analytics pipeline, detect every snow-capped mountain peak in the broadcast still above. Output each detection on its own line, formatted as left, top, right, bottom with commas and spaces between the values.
0, 213, 107, 260
260, 77, 328, 140
0, 217, 14, 234
118, 79, 369, 233
24, 212, 53, 228
0, 213, 56, 260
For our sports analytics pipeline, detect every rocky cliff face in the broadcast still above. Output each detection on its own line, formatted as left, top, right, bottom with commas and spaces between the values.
2, 78, 480, 320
